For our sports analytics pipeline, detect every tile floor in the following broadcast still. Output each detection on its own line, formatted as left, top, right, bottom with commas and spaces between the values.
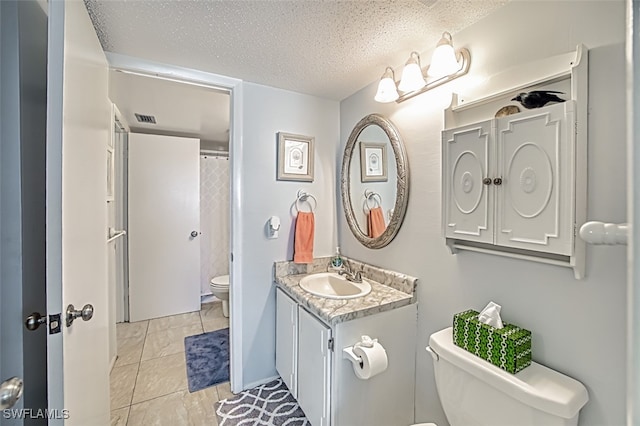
110, 301, 231, 426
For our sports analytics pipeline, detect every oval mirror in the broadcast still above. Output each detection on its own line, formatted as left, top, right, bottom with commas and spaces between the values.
341, 114, 409, 249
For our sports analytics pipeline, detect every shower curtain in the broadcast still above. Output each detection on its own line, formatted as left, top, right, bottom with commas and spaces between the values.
200, 155, 230, 295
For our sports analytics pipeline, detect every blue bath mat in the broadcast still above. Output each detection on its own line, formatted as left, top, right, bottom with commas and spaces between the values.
184, 328, 229, 392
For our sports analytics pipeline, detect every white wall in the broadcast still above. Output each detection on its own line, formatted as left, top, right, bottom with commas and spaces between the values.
339, 2, 626, 425
239, 83, 339, 387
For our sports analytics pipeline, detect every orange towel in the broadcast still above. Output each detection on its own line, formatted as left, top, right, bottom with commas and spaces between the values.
293, 212, 315, 263
367, 207, 386, 238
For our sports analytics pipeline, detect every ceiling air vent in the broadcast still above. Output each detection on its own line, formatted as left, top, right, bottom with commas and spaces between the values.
134, 113, 156, 124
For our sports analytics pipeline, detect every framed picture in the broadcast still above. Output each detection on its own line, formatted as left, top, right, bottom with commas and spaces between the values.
277, 132, 315, 182
360, 142, 388, 182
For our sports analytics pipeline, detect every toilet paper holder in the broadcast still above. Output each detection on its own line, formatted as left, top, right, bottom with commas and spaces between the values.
343, 335, 378, 367
343, 347, 364, 368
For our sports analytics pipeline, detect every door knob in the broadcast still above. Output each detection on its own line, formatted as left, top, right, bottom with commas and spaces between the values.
66, 303, 94, 327
0, 377, 23, 409
190, 231, 199, 238
25, 312, 47, 331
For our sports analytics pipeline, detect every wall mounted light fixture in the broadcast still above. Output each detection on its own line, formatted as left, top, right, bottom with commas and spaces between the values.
374, 32, 471, 103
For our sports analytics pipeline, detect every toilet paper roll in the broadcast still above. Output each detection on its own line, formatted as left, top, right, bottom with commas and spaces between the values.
351, 341, 388, 380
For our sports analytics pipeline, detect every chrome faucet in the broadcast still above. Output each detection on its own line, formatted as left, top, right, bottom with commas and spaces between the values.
338, 263, 363, 283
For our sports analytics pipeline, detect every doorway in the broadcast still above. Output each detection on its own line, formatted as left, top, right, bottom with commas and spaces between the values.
104, 58, 244, 393
108, 68, 231, 315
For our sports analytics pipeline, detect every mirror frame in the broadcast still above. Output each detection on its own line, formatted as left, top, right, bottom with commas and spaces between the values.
341, 113, 409, 249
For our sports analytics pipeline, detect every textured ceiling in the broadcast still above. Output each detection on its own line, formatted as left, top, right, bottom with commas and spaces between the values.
85, 0, 509, 101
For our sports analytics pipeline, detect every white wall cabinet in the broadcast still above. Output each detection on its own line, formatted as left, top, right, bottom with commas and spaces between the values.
441, 45, 588, 279
443, 101, 575, 256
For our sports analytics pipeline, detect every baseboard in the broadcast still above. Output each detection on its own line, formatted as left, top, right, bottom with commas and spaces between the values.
242, 375, 280, 391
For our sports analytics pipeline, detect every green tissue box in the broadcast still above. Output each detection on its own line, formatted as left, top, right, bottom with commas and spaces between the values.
453, 309, 532, 374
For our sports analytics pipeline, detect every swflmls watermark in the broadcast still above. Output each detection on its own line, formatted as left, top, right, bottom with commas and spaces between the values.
2, 409, 70, 419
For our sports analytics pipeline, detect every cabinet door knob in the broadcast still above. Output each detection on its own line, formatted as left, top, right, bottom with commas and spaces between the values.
482, 178, 492, 185
493, 177, 503, 185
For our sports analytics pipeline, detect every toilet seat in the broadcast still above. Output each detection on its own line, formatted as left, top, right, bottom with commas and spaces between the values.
210, 274, 229, 287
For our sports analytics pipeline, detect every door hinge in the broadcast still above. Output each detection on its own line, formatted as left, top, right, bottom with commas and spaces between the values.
328, 338, 334, 351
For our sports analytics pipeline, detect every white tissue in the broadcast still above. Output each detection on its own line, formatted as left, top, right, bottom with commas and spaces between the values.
478, 301, 504, 329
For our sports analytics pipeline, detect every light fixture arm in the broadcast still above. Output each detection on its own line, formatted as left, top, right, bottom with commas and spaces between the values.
395, 47, 471, 103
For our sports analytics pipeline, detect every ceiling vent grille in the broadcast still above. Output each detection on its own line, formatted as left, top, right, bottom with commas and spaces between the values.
134, 113, 156, 124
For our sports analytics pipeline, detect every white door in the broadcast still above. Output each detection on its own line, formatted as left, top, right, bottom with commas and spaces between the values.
442, 120, 494, 243
46, 1, 111, 425
495, 101, 575, 255
276, 289, 298, 397
297, 308, 331, 426
128, 133, 200, 322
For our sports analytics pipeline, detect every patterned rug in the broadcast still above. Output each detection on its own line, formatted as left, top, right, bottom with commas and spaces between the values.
215, 379, 310, 425
184, 328, 229, 392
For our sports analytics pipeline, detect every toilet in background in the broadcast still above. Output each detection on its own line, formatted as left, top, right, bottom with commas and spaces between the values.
412, 327, 589, 426
210, 275, 230, 318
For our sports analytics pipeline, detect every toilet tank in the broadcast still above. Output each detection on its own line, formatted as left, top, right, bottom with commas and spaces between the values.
428, 327, 589, 426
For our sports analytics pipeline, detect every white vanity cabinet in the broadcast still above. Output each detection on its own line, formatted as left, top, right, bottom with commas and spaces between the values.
276, 288, 332, 426
297, 307, 332, 426
275, 287, 417, 426
444, 101, 575, 255
275, 289, 298, 397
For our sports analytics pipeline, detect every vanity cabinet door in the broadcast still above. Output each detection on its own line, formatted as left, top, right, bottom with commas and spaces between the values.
297, 308, 332, 426
495, 101, 575, 255
276, 289, 298, 397
442, 120, 494, 243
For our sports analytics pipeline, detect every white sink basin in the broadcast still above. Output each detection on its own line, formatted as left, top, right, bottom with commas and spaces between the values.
299, 272, 372, 300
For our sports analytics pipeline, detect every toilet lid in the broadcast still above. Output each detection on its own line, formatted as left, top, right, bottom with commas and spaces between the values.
210, 275, 230, 286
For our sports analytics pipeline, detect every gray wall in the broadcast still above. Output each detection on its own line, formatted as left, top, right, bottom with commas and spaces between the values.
239, 82, 340, 387
338, 2, 626, 425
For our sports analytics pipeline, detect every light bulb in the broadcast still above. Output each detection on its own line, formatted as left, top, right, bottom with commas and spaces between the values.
428, 32, 460, 78
398, 52, 425, 92
374, 67, 399, 103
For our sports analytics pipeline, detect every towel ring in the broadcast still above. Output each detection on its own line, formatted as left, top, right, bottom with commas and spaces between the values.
295, 190, 317, 213
363, 190, 382, 213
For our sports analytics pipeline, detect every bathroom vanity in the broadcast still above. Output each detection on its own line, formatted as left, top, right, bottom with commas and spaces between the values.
274, 257, 418, 426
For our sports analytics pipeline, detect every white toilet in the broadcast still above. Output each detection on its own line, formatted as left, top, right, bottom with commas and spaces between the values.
210, 275, 230, 318
413, 327, 589, 426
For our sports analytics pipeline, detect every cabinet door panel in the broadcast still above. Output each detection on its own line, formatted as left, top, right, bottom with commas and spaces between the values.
443, 120, 494, 243
298, 308, 331, 426
496, 102, 574, 254
276, 289, 298, 397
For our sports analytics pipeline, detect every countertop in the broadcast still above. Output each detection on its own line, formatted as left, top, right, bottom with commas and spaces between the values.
274, 257, 417, 326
